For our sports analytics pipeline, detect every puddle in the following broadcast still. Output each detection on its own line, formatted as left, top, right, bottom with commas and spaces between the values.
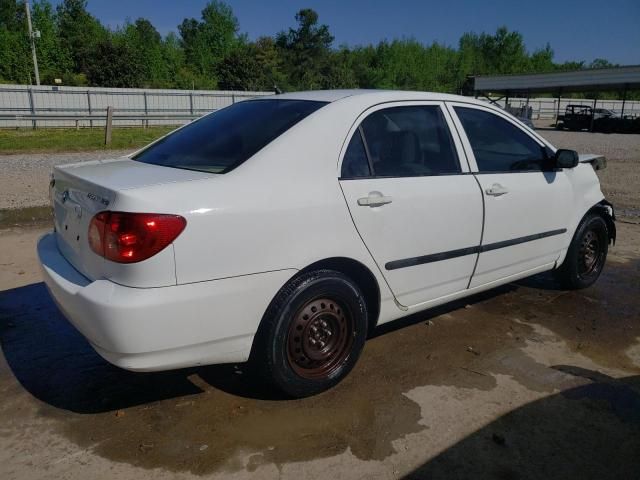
508, 258, 640, 371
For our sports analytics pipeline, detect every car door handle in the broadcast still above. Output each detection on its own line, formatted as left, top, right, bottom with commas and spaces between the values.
357, 192, 393, 207
485, 183, 509, 197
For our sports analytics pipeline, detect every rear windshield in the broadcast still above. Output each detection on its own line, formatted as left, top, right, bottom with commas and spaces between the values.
134, 99, 327, 173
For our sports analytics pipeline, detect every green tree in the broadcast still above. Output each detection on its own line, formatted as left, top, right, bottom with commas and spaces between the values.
529, 44, 555, 73
217, 41, 261, 90
253, 36, 287, 91
589, 58, 617, 69
0, 0, 631, 98
178, 0, 238, 84
85, 37, 142, 87
275, 8, 334, 90
121, 18, 168, 87
478, 27, 529, 74
56, 0, 106, 74
31, 0, 72, 83
0, 1, 30, 83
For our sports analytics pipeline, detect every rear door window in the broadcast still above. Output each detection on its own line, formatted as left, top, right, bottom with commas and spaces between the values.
341, 129, 372, 178
134, 99, 327, 173
358, 106, 460, 177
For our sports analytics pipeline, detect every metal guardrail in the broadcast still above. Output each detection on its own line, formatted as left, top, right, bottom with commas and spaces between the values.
0, 84, 273, 128
0, 111, 203, 130
0, 113, 201, 121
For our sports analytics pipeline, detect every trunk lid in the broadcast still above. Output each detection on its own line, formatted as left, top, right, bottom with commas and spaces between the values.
50, 157, 209, 281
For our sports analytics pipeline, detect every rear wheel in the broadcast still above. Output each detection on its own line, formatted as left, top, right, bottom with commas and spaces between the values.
555, 214, 609, 289
253, 270, 368, 398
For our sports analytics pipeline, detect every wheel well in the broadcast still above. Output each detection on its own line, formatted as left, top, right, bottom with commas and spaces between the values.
587, 200, 616, 245
297, 257, 381, 335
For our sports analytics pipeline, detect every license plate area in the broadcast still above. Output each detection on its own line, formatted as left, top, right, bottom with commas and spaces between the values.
53, 193, 85, 257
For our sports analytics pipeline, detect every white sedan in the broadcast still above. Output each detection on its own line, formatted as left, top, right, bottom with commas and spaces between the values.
38, 90, 615, 397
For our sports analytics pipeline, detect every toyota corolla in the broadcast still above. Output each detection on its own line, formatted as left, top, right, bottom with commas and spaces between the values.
37, 90, 615, 397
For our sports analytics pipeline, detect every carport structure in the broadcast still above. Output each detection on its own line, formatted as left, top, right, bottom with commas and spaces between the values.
473, 65, 640, 128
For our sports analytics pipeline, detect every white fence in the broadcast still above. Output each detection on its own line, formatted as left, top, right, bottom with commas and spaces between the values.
1, 83, 638, 128
0, 84, 273, 128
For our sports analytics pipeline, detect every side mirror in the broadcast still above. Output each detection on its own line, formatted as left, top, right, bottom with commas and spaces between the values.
555, 149, 579, 169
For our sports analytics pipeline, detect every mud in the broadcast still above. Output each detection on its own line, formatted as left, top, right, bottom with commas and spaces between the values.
0, 223, 639, 478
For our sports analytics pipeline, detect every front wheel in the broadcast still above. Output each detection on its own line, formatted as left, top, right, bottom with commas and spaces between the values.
555, 214, 609, 289
253, 269, 368, 398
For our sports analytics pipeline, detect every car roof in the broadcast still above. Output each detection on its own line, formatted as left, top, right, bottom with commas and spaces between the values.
262, 89, 480, 104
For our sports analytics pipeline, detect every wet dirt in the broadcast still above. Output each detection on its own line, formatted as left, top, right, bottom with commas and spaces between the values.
0, 224, 639, 477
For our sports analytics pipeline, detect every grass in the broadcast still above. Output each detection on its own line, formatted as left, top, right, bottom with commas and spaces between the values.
0, 126, 176, 153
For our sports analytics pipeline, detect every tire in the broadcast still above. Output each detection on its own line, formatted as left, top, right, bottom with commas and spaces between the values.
555, 214, 609, 289
253, 269, 368, 398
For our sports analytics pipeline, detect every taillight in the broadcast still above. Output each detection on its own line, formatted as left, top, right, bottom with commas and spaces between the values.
88, 212, 186, 263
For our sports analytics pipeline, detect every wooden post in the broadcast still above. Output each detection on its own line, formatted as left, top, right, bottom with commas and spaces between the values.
28, 88, 37, 129
87, 91, 93, 128
104, 106, 113, 145
143, 91, 148, 129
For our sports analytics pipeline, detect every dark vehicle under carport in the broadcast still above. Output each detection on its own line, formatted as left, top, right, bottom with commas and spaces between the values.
472, 66, 640, 134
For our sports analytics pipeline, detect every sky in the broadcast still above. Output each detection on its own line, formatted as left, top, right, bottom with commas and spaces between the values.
49, 0, 640, 65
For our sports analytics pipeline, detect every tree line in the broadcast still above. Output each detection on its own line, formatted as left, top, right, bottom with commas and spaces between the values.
0, 0, 623, 95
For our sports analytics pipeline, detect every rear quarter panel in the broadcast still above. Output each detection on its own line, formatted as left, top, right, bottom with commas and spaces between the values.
117, 99, 396, 315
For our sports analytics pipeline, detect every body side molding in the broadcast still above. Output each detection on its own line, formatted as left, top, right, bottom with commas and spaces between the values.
385, 229, 567, 271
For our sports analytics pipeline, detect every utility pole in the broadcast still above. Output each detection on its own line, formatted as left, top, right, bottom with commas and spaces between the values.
25, 0, 40, 86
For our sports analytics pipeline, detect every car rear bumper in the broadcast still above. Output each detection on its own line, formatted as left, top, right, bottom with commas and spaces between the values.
37, 232, 295, 371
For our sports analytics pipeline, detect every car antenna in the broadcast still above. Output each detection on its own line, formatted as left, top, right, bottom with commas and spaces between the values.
274, 85, 283, 95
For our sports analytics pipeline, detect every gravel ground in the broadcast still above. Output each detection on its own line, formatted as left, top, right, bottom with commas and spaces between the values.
0, 150, 132, 210
1, 130, 638, 216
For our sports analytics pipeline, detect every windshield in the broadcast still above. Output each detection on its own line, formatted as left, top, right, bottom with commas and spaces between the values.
134, 99, 327, 173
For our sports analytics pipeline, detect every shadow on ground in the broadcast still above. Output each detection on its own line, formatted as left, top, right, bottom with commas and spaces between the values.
0, 282, 288, 413
0, 280, 515, 414
405, 368, 640, 480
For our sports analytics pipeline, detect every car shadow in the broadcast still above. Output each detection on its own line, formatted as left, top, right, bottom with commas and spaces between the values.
370, 283, 517, 339
0, 282, 285, 413
404, 368, 640, 479
0, 271, 572, 414
514, 270, 567, 291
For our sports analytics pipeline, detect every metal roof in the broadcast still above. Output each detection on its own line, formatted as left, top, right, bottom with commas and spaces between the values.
474, 66, 640, 93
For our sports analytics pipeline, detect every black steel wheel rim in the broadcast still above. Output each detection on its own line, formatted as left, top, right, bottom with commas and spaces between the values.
578, 228, 604, 277
286, 297, 354, 380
